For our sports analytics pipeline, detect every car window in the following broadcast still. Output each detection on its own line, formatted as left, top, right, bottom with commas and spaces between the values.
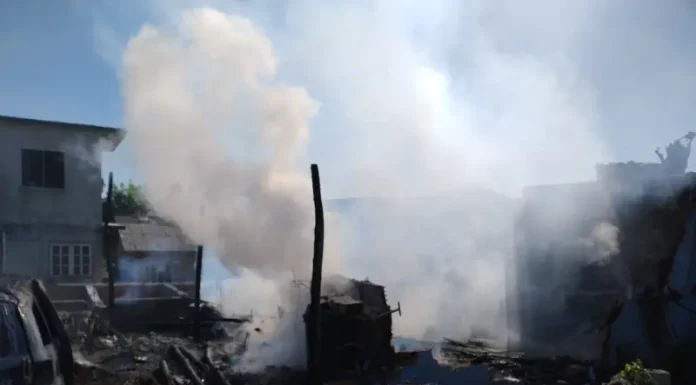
0, 301, 28, 357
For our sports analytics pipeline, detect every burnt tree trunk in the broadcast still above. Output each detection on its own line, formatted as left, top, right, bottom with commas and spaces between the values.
194, 245, 204, 341
308, 164, 325, 385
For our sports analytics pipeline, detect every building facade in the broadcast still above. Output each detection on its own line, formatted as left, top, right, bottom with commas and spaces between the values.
0, 115, 123, 283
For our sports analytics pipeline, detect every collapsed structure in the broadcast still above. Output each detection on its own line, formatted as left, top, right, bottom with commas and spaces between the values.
514, 132, 696, 373
304, 275, 399, 383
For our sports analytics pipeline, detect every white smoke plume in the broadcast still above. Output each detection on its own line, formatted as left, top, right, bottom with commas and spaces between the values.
588, 222, 621, 262
121, 11, 346, 369
118, 2, 604, 363
87, 0, 695, 369
122, 9, 340, 279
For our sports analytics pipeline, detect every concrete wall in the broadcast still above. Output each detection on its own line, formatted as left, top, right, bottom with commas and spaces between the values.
41, 282, 199, 317
93, 282, 182, 300
1, 223, 103, 283
0, 118, 116, 282
106, 297, 193, 332
118, 251, 197, 283
608, 212, 696, 366
514, 181, 616, 359
669, 213, 696, 343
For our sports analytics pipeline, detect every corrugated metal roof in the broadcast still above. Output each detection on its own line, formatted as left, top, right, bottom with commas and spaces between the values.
118, 222, 197, 253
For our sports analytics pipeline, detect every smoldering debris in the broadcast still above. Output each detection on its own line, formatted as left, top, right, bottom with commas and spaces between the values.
304, 275, 399, 384
60, 284, 609, 385
63, 307, 306, 385
429, 338, 603, 385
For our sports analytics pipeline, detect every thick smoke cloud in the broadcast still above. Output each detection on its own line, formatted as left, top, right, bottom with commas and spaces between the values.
96, 0, 695, 370
122, 9, 332, 279
119, 0, 605, 360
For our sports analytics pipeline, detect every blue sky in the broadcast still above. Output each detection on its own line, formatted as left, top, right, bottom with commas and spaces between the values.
0, 2, 128, 177
2, 1, 696, 193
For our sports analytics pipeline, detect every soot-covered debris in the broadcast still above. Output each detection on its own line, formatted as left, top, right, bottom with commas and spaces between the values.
62, 308, 611, 385
397, 338, 609, 385
62, 309, 307, 385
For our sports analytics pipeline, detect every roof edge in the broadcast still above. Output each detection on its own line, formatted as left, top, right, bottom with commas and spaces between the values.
0, 115, 126, 151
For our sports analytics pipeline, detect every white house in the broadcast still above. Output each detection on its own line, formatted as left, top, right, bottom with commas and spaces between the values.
0, 115, 124, 282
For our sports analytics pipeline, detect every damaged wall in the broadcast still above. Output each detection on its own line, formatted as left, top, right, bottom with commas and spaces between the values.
610, 210, 696, 366
515, 165, 696, 366
514, 181, 620, 359
669, 212, 696, 342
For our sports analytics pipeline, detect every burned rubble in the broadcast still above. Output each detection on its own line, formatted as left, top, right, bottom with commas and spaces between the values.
56, 283, 294, 385
430, 339, 603, 385
59, 276, 405, 385
304, 275, 400, 384
60, 277, 605, 385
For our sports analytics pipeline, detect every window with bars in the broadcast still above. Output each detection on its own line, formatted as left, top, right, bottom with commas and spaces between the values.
21, 149, 65, 188
50, 244, 91, 277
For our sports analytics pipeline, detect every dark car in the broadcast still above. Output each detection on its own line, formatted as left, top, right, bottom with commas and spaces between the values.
0, 279, 73, 385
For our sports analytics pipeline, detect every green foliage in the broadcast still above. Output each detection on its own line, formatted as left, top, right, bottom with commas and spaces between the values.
110, 182, 150, 216
617, 360, 655, 385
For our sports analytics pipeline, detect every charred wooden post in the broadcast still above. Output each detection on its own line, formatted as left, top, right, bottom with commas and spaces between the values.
202, 346, 232, 385
159, 359, 173, 385
180, 346, 206, 373
102, 172, 116, 308
308, 164, 325, 385
169, 346, 203, 385
194, 245, 204, 341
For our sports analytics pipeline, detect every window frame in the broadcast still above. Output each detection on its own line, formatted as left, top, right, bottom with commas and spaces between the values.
49, 244, 92, 277
21, 149, 65, 189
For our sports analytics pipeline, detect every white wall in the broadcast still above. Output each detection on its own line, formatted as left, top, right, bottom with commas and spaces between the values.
0, 120, 108, 226
0, 118, 119, 282
2, 223, 103, 283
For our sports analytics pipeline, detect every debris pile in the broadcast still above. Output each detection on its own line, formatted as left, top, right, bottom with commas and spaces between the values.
63, 307, 307, 385
305, 275, 399, 384
434, 339, 605, 385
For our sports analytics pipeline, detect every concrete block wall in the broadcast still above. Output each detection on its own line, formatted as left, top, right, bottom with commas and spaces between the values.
43, 282, 92, 312
93, 282, 183, 300
105, 297, 194, 332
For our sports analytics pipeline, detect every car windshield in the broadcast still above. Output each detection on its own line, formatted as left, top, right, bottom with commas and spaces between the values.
0, 301, 28, 358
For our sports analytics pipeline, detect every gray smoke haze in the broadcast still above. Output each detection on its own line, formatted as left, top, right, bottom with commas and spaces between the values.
88, 0, 695, 369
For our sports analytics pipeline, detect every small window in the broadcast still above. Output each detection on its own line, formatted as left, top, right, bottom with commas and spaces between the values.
21, 149, 65, 189
80, 246, 91, 276
22, 149, 43, 187
43, 151, 65, 188
72, 246, 82, 276
50, 244, 91, 277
